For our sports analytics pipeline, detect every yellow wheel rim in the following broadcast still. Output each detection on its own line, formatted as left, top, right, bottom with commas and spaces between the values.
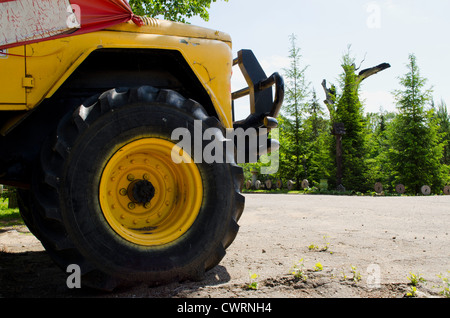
99, 138, 203, 246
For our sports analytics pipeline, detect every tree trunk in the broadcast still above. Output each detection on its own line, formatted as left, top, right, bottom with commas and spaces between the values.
8, 191, 18, 209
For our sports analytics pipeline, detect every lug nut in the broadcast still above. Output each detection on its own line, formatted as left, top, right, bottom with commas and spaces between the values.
119, 188, 127, 196
127, 174, 135, 181
128, 202, 136, 210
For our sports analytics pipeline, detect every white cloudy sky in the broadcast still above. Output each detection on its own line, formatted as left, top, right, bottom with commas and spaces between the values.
189, 0, 450, 120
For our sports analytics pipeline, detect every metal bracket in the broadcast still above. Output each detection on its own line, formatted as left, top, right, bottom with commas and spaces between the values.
232, 49, 284, 127
22, 76, 35, 88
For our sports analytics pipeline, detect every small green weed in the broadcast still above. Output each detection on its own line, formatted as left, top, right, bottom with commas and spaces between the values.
407, 272, 426, 286
436, 271, 450, 298
246, 272, 259, 290
406, 286, 418, 297
290, 259, 308, 281
313, 262, 323, 272
340, 265, 361, 283
350, 265, 361, 283
308, 235, 332, 253
308, 244, 318, 251
341, 268, 347, 280
404, 272, 426, 297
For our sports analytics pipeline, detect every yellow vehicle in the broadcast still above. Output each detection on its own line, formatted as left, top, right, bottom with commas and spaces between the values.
0, 7, 283, 290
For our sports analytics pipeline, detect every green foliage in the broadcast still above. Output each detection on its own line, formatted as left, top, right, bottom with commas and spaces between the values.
364, 111, 397, 190
128, 0, 228, 23
280, 34, 311, 188
333, 48, 370, 191
277, 35, 334, 187
244, 38, 449, 195
0, 199, 22, 226
302, 91, 333, 184
434, 100, 450, 168
388, 54, 444, 194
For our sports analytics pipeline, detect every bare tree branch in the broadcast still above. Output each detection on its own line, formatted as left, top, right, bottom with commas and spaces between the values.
357, 63, 391, 83
322, 61, 390, 122
321, 79, 336, 121
355, 53, 367, 71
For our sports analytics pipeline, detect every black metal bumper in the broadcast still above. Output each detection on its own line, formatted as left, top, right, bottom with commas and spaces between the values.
232, 50, 284, 163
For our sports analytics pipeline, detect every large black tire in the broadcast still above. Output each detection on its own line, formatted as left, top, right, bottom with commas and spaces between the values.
24, 86, 245, 290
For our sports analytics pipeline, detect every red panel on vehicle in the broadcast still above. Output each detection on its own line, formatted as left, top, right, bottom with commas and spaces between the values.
70, 0, 143, 32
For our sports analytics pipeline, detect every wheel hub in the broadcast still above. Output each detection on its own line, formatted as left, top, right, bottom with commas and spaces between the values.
128, 179, 156, 204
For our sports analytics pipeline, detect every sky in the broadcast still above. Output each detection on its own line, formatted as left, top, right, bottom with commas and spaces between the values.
188, 0, 450, 120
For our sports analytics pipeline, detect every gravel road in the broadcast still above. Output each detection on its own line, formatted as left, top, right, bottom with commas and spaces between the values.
1, 193, 449, 298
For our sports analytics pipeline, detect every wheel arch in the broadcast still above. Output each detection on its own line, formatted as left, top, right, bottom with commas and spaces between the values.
0, 48, 219, 186
54, 48, 218, 118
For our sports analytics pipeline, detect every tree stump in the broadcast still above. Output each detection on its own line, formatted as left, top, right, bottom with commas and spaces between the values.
301, 179, 309, 189
275, 180, 283, 189
443, 185, 450, 195
395, 184, 405, 194
7, 189, 18, 209
374, 182, 383, 193
421, 185, 431, 196
287, 180, 295, 191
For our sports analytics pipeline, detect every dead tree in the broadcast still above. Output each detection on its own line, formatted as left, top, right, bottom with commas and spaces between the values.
322, 62, 391, 119
322, 62, 391, 189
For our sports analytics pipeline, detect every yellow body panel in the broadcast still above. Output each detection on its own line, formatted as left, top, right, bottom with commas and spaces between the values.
0, 20, 234, 128
0, 46, 26, 107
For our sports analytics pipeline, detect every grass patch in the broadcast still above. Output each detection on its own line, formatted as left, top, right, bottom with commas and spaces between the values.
0, 199, 23, 227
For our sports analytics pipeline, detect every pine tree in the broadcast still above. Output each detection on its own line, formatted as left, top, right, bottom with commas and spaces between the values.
365, 110, 396, 190
280, 34, 310, 188
302, 90, 331, 185
333, 50, 370, 191
389, 54, 444, 193
435, 100, 450, 165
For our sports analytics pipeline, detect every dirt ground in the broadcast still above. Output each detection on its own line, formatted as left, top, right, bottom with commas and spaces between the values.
0, 193, 449, 299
